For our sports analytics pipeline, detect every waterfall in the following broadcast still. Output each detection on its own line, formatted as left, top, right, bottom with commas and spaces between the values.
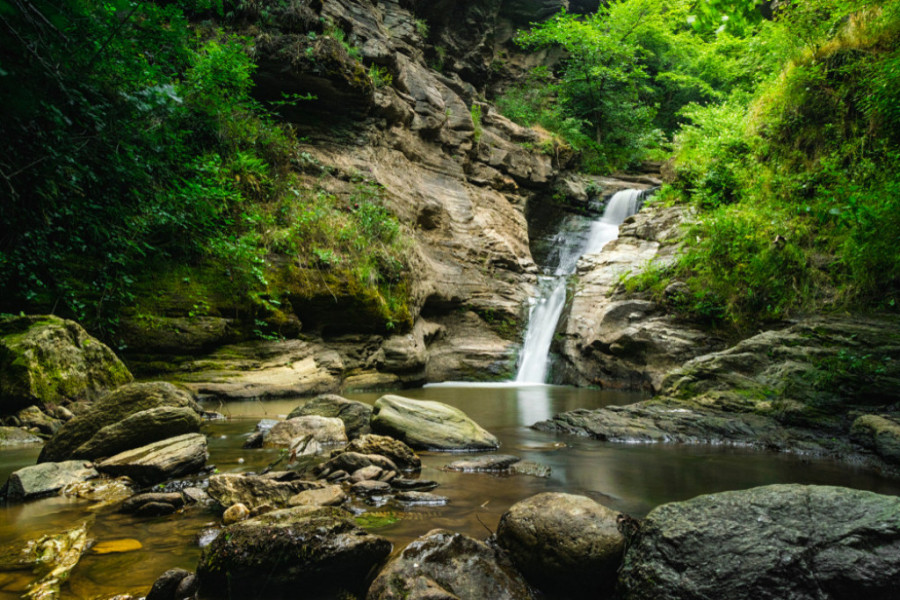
515, 188, 646, 383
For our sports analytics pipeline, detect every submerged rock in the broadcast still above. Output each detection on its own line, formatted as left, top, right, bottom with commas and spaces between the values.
6, 460, 97, 502
618, 484, 900, 600
367, 529, 533, 600
0, 315, 132, 414
496, 492, 625, 596
197, 506, 392, 599
371, 395, 499, 451
39, 381, 200, 463
19, 521, 90, 600
95, 433, 208, 485
288, 394, 373, 439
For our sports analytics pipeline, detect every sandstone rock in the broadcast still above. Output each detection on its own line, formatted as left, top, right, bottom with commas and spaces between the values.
95, 433, 208, 484
341, 434, 421, 471
288, 485, 347, 507
367, 529, 533, 600
619, 485, 900, 600
223, 503, 251, 525
207, 473, 324, 511
371, 395, 499, 451
496, 492, 625, 595
197, 506, 392, 598
6, 460, 97, 502
263, 415, 347, 449
316, 452, 400, 478
0, 315, 132, 413
73, 406, 202, 460
850, 415, 900, 464
288, 394, 373, 439
39, 381, 199, 463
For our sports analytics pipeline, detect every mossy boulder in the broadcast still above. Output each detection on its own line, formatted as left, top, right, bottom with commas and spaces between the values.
851, 414, 900, 464
38, 381, 200, 463
371, 395, 499, 451
0, 315, 132, 414
196, 506, 392, 599
95, 432, 208, 484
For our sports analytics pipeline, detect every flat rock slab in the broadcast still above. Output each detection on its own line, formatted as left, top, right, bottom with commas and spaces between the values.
619, 484, 900, 600
444, 454, 521, 472
371, 394, 499, 451
95, 433, 207, 484
367, 529, 533, 600
6, 460, 97, 502
197, 506, 392, 599
394, 491, 449, 505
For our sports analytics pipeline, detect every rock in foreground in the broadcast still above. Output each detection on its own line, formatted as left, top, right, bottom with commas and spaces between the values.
496, 492, 625, 595
5, 460, 97, 502
367, 529, 533, 600
197, 506, 392, 599
95, 433, 207, 484
618, 484, 900, 600
371, 395, 499, 451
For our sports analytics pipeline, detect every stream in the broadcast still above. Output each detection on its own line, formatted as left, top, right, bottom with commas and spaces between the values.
2, 385, 900, 599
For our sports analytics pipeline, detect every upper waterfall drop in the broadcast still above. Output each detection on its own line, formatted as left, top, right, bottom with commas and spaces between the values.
515, 188, 647, 384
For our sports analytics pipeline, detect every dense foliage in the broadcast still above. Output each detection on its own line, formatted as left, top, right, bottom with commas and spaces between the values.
0, 0, 410, 340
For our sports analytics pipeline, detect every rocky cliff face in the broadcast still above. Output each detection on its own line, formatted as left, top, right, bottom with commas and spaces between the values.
123, 0, 579, 395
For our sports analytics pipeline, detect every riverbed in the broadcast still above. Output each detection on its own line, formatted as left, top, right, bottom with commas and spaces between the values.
2, 384, 899, 599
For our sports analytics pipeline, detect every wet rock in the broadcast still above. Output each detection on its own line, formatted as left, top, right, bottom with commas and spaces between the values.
242, 430, 264, 449
351, 479, 392, 496
288, 485, 347, 507
619, 485, 900, 600
394, 491, 449, 506
20, 522, 89, 600
851, 414, 900, 464
181, 486, 213, 507
0, 425, 42, 446
390, 478, 438, 491
340, 434, 421, 471
367, 529, 533, 600
6, 460, 97, 502
509, 461, 551, 478
16, 406, 62, 436
120, 492, 185, 516
91, 539, 143, 554
39, 381, 200, 463
371, 395, 499, 451
95, 433, 208, 485
223, 503, 251, 525
73, 406, 202, 460
61, 477, 134, 508
288, 394, 373, 439
316, 452, 400, 478
351, 465, 386, 483
197, 506, 392, 598
146, 568, 198, 600
496, 492, 625, 596
0, 314, 132, 413
445, 454, 520, 472
263, 415, 347, 449
207, 473, 324, 511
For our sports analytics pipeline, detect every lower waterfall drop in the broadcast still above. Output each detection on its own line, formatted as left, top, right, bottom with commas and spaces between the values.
515, 188, 647, 383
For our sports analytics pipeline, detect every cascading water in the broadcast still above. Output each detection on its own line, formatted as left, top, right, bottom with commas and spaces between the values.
515, 188, 647, 383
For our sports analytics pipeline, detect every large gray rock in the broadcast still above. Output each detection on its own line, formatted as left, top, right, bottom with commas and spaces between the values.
95, 433, 208, 484
39, 381, 200, 463
496, 492, 625, 595
340, 434, 421, 471
619, 485, 900, 600
371, 395, 499, 451
367, 529, 534, 600
207, 473, 324, 511
288, 394, 374, 439
5, 460, 97, 502
263, 415, 347, 449
197, 506, 392, 598
0, 315, 132, 413
73, 406, 201, 460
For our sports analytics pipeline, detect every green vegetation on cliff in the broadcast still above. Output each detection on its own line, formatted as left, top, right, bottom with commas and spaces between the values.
0, 0, 411, 339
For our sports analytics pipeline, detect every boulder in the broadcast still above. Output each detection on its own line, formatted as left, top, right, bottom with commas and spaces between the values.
197, 506, 392, 598
496, 492, 625, 595
371, 395, 499, 451
0, 426, 42, 446
207, 473, 324, 511
146, 568, 199, 600
315, 452, 400, 479
5, 460, 97, 502
367, 529, 534, 600
288, 485, 347, 507
263, 415, 348, 449
851, 415, 900, 464
73, 406, 202, 460
95, 433, 208, 484
15, 405, 62, 436
0, 315, 132, 413
288, 394, 373, 439
223, 503, 251, 525
618, 485, 900, 600
341, 434, 421, 471
39, 381, 200, 463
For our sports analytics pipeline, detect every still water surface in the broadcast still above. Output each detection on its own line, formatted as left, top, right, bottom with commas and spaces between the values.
2, 384, 899, 598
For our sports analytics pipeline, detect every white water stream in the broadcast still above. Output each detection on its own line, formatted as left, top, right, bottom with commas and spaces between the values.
515, 189, 646, 383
